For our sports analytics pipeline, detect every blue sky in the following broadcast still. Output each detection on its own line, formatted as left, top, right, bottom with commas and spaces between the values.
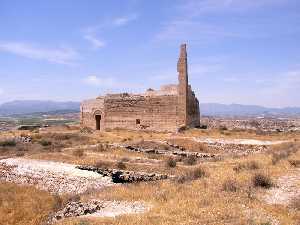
0, 0, 300, 107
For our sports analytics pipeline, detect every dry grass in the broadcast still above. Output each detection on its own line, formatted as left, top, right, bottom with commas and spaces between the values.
1, 127, 300, 225
233, 160, 260, 173
0, 182, 55, 225
289, 196, 300, 211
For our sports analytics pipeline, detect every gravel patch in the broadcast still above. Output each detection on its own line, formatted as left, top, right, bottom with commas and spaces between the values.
192, 137, 289, 146
0, 158, 114, 194
264, 168, 300, 205
85, 200, 149, 218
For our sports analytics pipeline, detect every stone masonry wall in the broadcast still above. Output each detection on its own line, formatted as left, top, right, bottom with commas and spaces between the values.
187, 86, 200, 128
103, 94, 179, 132
80, 98, 105, 130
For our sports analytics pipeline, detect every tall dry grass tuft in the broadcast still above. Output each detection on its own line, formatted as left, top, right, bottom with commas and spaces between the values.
0, 183, 55, 225
233, 160, 260, 173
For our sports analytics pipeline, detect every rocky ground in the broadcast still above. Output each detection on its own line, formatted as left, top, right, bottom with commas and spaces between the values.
0, 158, 114, 194
48, 200, 149, 224
264, 168, 300, 205
0, 127, 299, 225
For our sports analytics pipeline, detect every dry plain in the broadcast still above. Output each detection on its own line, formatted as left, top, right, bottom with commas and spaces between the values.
0, 125, 299, 225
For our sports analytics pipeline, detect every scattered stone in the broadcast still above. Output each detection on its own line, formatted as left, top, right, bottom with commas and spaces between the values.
15, 135, 32, 143
48, 200, 104, 224
264, 168, 300, 205
121, 144, 217, 159
76, 165, 169, 183
48, 200, 149, 224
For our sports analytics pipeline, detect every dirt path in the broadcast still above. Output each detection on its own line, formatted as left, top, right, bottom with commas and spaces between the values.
0, 158, 114, 194
264, 168, 300, 205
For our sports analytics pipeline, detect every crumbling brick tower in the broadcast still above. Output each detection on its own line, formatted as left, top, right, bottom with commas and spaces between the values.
177, 44, 200, 129
177, 44, 189, 127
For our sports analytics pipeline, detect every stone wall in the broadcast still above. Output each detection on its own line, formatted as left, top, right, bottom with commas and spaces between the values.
80, 98, 105, 130
103, 94, 179, 131
187, 86, 200, 128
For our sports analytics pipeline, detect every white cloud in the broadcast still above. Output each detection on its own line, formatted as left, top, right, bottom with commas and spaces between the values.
156, 0, 291, 43
0, 88, 4, 95
0, 41, 79, 65
83, 14, 138, 48
83, 34, 105, 49
113, 14, 138, 26
84, 75, 116, 87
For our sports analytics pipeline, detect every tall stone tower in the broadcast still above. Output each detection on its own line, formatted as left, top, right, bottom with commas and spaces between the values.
177, 43, 189, 127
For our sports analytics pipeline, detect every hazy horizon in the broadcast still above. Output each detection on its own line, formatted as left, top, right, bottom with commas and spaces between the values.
1, 99, 300, 109
1, 0, 300, 107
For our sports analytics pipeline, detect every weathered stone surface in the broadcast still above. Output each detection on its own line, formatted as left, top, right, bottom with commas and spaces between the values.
80, 44, 200, 132
48, 200, 104, 223
76, 165, 169, 183
122, 144, 217, 159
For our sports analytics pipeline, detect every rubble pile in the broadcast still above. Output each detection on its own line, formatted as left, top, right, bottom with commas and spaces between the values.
76, 165, 169, 183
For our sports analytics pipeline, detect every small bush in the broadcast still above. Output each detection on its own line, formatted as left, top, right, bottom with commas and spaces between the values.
0, 140, 16, 147
233, 160, 260, 172
15, 152, 25, 157
166, 158, 177, 168
39, 139, 52, 146
272, 152, 289, 164
77, 220, 90, 225
219, 126, 228, 131
271, 143, 298, 164
52, 195, 64, 210
184, 155, 197, 165
222, 179, 239, 192
120, 157, 130, 162
252, 173, 273, 189
67, 194, 80, 203
190, 167, 207, 179
289, 196, 300, 210
288, 159, 300, 167
94, 144, 108, 152
177, 167, 207, 183
94, 160, 110, 169
116, 161, 126, 170
73, 149, 84, 157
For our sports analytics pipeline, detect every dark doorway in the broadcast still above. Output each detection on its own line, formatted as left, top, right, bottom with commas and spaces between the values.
95, 115, 101, 130
136, 119, 140, 125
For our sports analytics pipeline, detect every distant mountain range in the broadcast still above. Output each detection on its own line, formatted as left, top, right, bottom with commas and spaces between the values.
0, 100, 300, 117
200, 103, 300, 117
0, 100, 80, 116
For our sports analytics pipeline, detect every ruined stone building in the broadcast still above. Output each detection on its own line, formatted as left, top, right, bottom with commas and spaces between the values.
80, 44, 200, 132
